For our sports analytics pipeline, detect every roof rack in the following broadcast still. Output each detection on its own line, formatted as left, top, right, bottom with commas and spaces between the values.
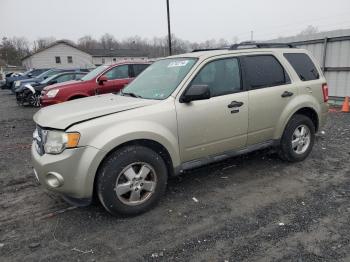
229, 41, 295, 50
192, 48, 228, 52
191, 42, 295, 52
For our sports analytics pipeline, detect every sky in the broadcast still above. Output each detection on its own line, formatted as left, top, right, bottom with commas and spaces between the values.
1, 0, 350, 43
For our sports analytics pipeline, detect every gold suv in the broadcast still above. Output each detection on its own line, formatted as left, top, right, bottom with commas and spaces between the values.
32, 43, 328, 216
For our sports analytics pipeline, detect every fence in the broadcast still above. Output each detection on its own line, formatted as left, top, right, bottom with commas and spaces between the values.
290, 35, 350, 100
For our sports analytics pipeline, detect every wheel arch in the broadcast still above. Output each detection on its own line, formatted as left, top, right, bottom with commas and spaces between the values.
92, 138, 175, 203
67, 94, 88, 100
275, 105, 320, 140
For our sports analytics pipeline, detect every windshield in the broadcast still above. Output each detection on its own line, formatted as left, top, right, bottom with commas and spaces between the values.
40, 74, 58, 84
80, 65, 109, 81
36, 69, 55, 79
122, 58, 197, 100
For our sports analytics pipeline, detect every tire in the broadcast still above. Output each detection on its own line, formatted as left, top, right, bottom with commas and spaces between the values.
279, 114, 315, 162
97, 145, 168, 216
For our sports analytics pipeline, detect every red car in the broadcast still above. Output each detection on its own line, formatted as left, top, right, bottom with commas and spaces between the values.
40, 62, 150, 106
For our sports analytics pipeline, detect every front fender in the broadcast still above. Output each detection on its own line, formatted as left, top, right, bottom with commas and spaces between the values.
273, 93, 321, 139
77, 119, 180, 166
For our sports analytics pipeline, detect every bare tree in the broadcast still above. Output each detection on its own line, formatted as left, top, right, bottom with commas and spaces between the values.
33, 37, 56, 52
78, 35, 99, 50
100, 33, 118, 50
298, 25, 319, 36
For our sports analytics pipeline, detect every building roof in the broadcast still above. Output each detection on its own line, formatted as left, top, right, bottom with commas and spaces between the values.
21, 40, 86, 60
267, 28, 350, 43
21, 40, 149, 60
86, 48, 148, 57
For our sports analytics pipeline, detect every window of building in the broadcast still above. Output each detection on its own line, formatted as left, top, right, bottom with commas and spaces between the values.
113, 58, 116, 62
284, 53, 320, 81
102, 58, 105, 64
191, 58, 241, 97
242, 55, 289, 89
55, 56, 61, 64
67, 56, 73, 63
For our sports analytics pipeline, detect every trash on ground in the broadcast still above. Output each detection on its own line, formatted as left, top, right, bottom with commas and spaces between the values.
278, 222, 285, 226
28, 242, 40, 248
192, 197, 199, 203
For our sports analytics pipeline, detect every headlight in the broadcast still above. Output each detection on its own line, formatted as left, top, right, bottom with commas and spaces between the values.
46, 89, 59, 98
43, 130, 80, 154
15, 81, 21, 87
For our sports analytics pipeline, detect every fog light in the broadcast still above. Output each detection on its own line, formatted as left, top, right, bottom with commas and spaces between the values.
46, 172, 64, 188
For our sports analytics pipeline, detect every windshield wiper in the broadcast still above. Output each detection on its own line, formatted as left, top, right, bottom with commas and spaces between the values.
120, 91, 143, 98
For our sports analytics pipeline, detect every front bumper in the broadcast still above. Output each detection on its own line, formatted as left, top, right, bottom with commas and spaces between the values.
40, 97, 61, 107
31, 142, 102, 202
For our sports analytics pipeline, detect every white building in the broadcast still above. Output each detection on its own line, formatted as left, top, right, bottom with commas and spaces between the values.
21, 40, 149, 69
22, 41, 94, 69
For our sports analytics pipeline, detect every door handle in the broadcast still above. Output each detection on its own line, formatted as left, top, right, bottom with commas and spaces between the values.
228, 101, 244, 108
281, 91, 293, 98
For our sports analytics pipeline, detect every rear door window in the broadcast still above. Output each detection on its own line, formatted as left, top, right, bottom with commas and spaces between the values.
284, 53, 320, 81
242, 55, 289, 89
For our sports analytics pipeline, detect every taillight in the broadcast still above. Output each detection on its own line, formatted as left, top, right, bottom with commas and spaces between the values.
322, 83, 329, 102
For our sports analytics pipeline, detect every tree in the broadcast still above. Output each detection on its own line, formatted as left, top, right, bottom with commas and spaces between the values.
100, 33, 118, 50
298, 25, 319, 36
77, 35, 99, 50
33, 37, 56, 52
0, 37, 30, 65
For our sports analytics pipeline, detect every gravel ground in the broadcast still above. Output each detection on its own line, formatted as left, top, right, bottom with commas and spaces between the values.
0, 89, 350, 262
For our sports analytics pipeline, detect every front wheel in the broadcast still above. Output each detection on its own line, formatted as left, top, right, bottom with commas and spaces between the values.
279, 114, 315, 162
28, 93, 41, 107
97, 145, 168, 216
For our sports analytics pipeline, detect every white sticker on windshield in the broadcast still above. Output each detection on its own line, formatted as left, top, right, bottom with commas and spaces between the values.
168, 60, 189, 68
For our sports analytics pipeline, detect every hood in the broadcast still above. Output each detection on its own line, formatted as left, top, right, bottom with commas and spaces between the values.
33, 94, 159, 129
43, 80, 79, 91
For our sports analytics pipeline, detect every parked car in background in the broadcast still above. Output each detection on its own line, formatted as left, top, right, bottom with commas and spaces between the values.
0, 72, 6, 87
3, 69, 49, 89
40, 62, 150, 106
17, 71, 87, 106
12, 68, 88, 93
31, 44, 328, 216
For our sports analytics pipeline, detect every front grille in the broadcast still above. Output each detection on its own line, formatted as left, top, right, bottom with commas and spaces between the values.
33, 126, 46, 155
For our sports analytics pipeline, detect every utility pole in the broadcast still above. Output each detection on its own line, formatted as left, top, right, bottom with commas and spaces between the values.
166, 0, 172, 56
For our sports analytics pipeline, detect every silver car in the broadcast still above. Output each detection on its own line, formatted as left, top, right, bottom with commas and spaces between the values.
32, 44, 328, 216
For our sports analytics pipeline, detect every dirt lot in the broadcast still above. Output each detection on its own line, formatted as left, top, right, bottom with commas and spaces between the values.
0, 89, 350, 262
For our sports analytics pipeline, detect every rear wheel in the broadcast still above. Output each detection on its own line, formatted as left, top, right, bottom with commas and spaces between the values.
97, 145, 168, 216
279, 114, 315, 162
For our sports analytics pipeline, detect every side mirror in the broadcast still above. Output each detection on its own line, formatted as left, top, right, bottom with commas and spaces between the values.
98, 75, 108, 85
180, 84, 210, 103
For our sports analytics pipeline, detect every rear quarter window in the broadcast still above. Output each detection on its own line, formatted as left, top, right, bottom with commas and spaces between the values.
283, 53, 320, 81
